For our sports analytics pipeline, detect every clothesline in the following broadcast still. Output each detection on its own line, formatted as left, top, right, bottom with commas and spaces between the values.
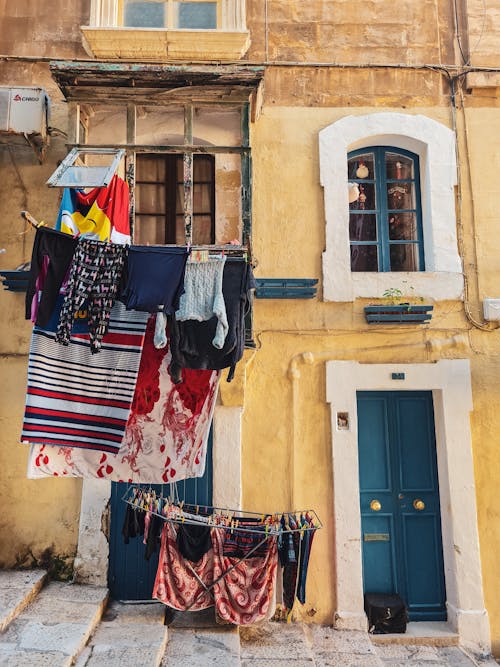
121, 484, 322, 537
20, 210, 249, 258
122, 484, 321, 622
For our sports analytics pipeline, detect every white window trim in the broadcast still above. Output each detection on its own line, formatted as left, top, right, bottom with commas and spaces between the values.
89, 0, 246, 30
319, 113, 464, 302
326, 359, 490, 655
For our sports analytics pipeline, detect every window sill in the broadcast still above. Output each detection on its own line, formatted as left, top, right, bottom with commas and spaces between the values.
81, 26, 251, 61
351, 271, 464, 302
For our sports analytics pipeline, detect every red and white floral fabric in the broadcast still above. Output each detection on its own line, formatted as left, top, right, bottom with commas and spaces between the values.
27, 320, 219, 483
153, 522, 214, 611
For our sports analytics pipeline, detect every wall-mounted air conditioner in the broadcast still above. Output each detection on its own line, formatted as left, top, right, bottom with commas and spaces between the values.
0, 87, 50, 162
0, 87, 49, 137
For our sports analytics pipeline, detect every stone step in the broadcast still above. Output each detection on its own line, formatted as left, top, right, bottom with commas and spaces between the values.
162, 609, 240, 667
75, 601, 168, 667
0, 570, 48, 634
369, 621, 459, 647
0, 581, 108, 667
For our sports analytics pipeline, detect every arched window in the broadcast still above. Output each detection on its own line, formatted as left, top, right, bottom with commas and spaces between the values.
348, 147, 424, 272
319, 113, 463, 302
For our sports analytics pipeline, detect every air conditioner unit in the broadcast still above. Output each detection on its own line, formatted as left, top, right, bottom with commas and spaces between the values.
0, 87, 49, 138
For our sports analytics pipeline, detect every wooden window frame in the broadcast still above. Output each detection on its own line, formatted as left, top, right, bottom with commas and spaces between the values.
134, 153, 215, 245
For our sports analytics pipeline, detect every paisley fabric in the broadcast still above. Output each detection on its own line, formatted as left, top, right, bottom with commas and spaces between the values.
27, 322, 219, 482
153, 522, 214, 611
211, 527, 278, 625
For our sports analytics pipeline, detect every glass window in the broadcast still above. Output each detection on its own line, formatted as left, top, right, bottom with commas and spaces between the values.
347, 147, 424, 272
123, 0, 218, 29
124, 1, 166, 27
176, 2, 217, 28
134, 154, 215, 245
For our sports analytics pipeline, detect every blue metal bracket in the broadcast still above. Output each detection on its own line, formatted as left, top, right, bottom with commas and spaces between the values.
0, 270, 30, 292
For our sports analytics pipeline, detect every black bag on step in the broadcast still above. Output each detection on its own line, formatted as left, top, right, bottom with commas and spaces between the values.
364, 592, 408, 634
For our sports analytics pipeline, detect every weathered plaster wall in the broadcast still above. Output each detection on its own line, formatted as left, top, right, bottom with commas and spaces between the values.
0, 358, 82, 573
246, 0, 455, 64
0, 58, 83, 572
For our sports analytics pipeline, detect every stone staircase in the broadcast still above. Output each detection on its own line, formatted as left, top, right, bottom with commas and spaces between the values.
0, 570, 107, 666
0, 571, 497, 666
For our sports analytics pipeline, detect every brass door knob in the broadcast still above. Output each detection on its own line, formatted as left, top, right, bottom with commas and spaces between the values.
413, 499, 425, 511
370, 499, 382, 511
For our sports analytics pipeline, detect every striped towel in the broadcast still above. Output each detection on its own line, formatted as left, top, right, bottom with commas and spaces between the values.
21, 299, 148, 454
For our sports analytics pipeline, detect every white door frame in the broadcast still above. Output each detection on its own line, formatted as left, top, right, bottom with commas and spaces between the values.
326, 359, 490, 654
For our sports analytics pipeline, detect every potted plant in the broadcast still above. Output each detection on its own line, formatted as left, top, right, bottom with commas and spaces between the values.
364, 285, 433, 324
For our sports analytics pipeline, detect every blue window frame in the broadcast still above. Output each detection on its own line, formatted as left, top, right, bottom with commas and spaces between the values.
348, 147, 425, 272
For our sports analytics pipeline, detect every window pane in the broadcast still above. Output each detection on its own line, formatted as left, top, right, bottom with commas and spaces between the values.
350, 182, 376, 211
193, 156, 214, 180
389, 244, 421, 271
350, 245, 378, 272
135, 184, 166, 215
175, 216, 186, 244
387, 182, 416, 210
193, 183, 212, 211
388, 213, 418, 241
347, 153, 374, 180
135, 215, 167, 245
124, 1, 166, 27
349, 213, 377, 241
175, 2, 217, 28
192, 215, 213, 244
386, 153, 414, 180
137, 155, 166, 181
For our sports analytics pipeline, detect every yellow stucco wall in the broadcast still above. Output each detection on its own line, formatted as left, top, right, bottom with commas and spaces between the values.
243, 103, 500, 648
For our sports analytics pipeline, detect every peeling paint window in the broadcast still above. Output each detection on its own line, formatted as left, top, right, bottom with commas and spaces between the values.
46, 148, 125, 188
134, 154, 215, 245
348, 147, 424, 272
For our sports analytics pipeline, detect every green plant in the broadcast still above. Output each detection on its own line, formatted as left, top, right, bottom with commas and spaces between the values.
382, 281, 424, 306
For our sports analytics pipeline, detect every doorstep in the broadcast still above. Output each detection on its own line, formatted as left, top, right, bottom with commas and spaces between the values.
369, 621, 459, 647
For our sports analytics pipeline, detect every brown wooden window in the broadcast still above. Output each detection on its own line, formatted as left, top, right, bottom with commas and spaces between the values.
134, 153, 215, 245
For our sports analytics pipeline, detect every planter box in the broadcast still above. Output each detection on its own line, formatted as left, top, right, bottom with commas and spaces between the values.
364, 304, 434, 324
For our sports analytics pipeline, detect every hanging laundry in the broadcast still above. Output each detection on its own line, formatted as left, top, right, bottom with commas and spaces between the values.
211, 527, 278, 625
176, 256, 228, 349
144, 513, 163, 561
55, 238, 126, 353
222, 519, 271, 559
121, 490, 320, 624
26, 320, 219, 482
297, 517, 316, 605
277, 513, 316, 613
55, 175, 131, 244
122, 504, 146, 544
121, 245, 189, 314
25, 226, 79, 328
177, 523, 212, 563
169, 259, 255, 383
153, 522, 215, 612
21, 300, 148, 454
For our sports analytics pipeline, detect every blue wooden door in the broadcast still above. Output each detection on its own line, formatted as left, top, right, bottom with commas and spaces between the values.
108, 428, 213, 601
357, 391, 446, 621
